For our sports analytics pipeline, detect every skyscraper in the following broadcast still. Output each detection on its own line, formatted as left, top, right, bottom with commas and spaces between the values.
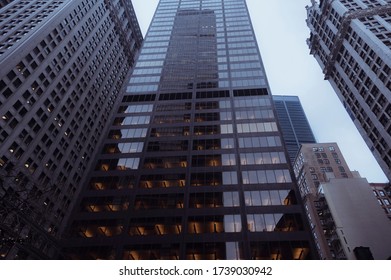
0, 0, 142, 259
64, 0, 316, 260
306, 0, 391, 180
273, 95, 317, 164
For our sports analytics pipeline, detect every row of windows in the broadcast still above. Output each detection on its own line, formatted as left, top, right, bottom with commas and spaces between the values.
82, 188, 297, 212
91, 170, 291, 188
134, 122, 256, 136
242, 170, 292, 184
76, 212, 302, 238
244, 190, 295, 206
240, 152, 287, 165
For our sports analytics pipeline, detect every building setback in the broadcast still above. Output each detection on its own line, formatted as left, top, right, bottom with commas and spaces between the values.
293, 142, 353, 259
306, 0, 391, 180
273, 95, 317, 164
0, 0, 142, 259
294, 142, 391, 259
63, 0, 317, 260
319, 177, 391, 259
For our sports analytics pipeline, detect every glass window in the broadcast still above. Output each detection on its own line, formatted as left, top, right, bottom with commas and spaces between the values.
221, 138, 234, 149
223, 172, 238, 185
223, 192, 240, 207
224, 215, 242, 233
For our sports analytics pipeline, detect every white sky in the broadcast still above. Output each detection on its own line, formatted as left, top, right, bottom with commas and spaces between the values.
132, 0, 388, 183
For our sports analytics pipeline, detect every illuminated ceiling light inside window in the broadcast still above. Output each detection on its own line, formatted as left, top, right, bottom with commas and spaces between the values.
2, 115, 7, 120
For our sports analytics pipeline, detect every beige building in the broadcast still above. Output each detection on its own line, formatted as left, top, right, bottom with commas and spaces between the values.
371, 183, 391, 220
294, 143, 391, 259
320, 178, 391, 259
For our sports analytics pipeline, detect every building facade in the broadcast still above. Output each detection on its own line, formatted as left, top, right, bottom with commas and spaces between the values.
319, 177, 391, 259
306, 0, 391, 180
294, 142, 391, 259
273, 95, 317, 164
371, 183, 391, 219
64, 0, 316, 260
0, 0, 142, 259
293, 142, 353, 259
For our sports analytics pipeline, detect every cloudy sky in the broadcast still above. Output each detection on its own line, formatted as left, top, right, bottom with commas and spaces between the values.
132, 0, 388, 183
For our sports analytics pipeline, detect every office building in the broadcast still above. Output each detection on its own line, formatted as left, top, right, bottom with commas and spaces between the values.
0, 0, 142, 259
273, 95, 317, 164
306, 0, 391, 180
64, 0, 316, 260
294, 142, 391, 259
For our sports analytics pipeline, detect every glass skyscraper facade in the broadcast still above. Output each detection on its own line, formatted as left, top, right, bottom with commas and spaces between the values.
273, 96, 317, 164
65, 0, 316, 260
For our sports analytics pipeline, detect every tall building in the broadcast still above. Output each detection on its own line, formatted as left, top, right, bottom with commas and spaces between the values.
0, 0, 142, 259
273, 95, 317, 164
64, 0, 316, 260
306, 0, 391, 180
293, 142, 353, 259
294, 142, 391, 259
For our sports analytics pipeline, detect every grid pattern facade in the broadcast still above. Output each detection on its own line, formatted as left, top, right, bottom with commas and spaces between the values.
293, 143, 353, 259
273, 96, 316, 164
371, 183, 391, 219
306, 0, 391, 180
0, 0, 142, 259
64, 0, 316, 260
0, 0, 15, 9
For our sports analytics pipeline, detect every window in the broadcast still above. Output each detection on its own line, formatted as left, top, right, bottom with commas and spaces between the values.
242, 170, 291, 184
244, 190, 293, 206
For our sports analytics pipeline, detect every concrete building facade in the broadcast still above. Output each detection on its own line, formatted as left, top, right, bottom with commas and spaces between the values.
306, 0, 391, 180
0, 0, 142, 259
319, 177, 391, 259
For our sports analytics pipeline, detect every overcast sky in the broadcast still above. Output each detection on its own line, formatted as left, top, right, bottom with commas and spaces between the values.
132, 0, 388, 183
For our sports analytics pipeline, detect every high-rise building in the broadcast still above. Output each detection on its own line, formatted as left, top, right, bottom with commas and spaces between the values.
273, 95, 317, 164
293, 142, 353, 259
306, 0, 391, 180
0, 0, 142, 259
294, 142, 391, 259
63, 0, 316, 260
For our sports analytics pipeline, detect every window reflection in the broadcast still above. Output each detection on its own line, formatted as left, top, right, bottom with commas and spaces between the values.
247, 213, 303, 232
244, 190, 297, 206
